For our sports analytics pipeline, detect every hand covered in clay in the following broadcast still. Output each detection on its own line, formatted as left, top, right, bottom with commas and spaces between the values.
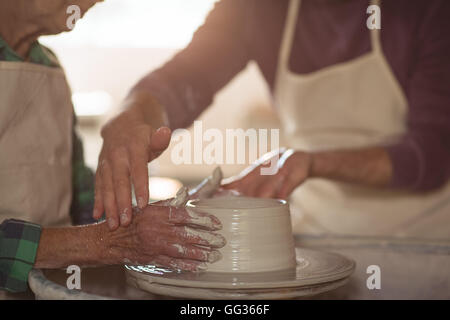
222, 149, 312, 199
117, 204, 226, 272
93, 97, 172, 230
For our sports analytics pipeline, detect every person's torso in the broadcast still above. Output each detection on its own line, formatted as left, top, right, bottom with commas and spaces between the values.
271, 0, 450, 241
247, 0, 430, 95
0, 39, 73, 226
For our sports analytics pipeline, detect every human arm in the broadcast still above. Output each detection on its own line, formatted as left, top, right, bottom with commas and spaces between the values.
224, 1, 450, 196
222, 147, 391, 199
37, 205, 225, 270
383, 1, 450, 191
1, 205, 225, 292
93, 0, 254, 229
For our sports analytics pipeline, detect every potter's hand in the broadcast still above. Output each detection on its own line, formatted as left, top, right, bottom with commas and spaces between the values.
93, 91, 171, 230
222, 149, 312, 199
119, 204, 226, 272
34, 204, 225, 271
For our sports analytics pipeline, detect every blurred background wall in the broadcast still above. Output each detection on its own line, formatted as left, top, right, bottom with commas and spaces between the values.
41, 0, 280, 196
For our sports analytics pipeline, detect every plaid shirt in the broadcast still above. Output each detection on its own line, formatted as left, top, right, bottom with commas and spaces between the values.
0, 220, 41, 292
0, 37, 96, 292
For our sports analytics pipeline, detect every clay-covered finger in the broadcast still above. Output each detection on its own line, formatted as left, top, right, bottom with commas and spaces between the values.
162, 241, 222, 263
167, 206, 222, 231
171, 226, 226, 248
147, 205, 222, 230
151, 255, 207, 272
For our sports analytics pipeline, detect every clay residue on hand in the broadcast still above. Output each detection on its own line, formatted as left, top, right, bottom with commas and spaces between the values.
184, 227, 226, 247
165, 167, 227, 271
185, 209, 222, 231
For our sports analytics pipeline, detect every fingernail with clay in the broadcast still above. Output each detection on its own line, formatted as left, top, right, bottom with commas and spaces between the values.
188, 228, 226, 247
188, 210, 222, 230
137, 197, 145, 209
207, 250, 222, 263
210, 234, 226, 248
120, 210, 129, 225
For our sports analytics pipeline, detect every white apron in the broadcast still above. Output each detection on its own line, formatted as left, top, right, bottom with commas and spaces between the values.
0, 61, 73, 227
274, 0, 450, 298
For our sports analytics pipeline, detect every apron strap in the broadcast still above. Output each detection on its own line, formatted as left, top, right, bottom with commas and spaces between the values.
276, 0, 301, 74
369, 0, 382, 54
276, 0, 383, 74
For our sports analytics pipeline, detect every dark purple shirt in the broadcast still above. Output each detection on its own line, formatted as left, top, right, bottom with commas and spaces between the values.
136, 0, 450, 191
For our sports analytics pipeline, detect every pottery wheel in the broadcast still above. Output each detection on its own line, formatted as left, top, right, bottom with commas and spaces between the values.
125, 248, 355, 299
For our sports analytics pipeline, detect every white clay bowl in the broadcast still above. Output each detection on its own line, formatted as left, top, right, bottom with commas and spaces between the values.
125, 196, 355, 298
186, 196, 296, 273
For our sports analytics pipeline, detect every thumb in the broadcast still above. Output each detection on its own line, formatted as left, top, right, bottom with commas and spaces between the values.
150, 126, 171, 156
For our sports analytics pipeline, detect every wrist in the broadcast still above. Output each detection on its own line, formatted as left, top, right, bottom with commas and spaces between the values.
35, 223, 115, 269
72, 223, 122, 267
287, 150, 314, 179
304, 151, 314, 179
309, 151, 333, 179
100, 221, 138, 265
309, 152, 319, 178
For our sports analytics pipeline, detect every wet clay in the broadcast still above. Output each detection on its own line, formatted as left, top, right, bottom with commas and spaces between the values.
186, 196, 296, 273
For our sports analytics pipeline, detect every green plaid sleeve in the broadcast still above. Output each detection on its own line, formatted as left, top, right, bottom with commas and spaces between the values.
70, 121, 97, 226
0, 219, 42, 292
